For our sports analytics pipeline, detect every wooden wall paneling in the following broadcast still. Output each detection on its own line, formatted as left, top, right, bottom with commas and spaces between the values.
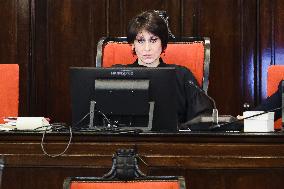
49, 0, 100, 123
194, 0, 247, 116
3, 0, 284, 124
182, 0, 197, 36
1, 133, 284, 189
0, 0, 17, 63
149, 169, 284, 189
93, 0, 107, 42
122, 0, 173, 37
186, 169, 284, 189
162, 0, 182, 37
16, 0, 31, 116
107, 0, 182, 46
122, 0, 166, 15
107, 0, 182, 38
259, 0, 274, 100
32, 0, 106, 124
0, 0, 30, 116
32, 0, 48, 117
3, 167, 110, 189
194, 0, 255, 115
274, 0, 284, 65
259, 0, 284, 103
240, 0, 257, 108
108, 0, 124, 36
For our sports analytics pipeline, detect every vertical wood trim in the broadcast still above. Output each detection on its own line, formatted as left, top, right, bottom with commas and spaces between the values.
28, 0, 36, 114
106, 0, 110, 36
46, 0, 50, 114
90, 0, 95, 66
256, 0, 261, 103
194, 0, 200, 36
271, 0, 275, 65
240, 0, 245, 103
15, 0, 21, 114
120, 0, 124, 35
180, 0, 184, 36
197, 0, 200, 36
15, 0, 18, 59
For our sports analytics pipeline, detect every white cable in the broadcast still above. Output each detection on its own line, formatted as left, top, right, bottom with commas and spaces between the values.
41, 125, 72, 158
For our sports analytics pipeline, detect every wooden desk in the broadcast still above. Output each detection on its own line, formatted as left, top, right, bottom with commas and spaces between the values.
0, 131, 284, 189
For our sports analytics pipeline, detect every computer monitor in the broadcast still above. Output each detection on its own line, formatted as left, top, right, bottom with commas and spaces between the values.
70, 67, 178, 132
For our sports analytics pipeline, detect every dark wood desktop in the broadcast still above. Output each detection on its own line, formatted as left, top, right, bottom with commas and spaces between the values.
0, 131, 284, 189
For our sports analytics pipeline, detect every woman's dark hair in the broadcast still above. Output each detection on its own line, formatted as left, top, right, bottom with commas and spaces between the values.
127, 10, 169, 51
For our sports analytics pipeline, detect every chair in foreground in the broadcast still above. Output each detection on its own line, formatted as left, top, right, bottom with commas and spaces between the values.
96, 36, 210, 93
63, 149, 186, 189
0, 64, 19, 124
267, 65, 284, 130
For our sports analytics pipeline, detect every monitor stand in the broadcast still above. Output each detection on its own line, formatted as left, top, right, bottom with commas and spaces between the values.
147, 101, 155, 130
88, 101, 154, 131
89, 100, 97, 130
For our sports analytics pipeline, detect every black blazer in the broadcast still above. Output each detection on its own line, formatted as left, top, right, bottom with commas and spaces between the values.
115, 59, 214, 124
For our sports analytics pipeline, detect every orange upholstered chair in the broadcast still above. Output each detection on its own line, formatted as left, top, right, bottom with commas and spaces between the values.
64, 149, 187, 189
267, 65, 284, 130
0, 64, 19, 124
96, 37, 210, 93
63, 176, 186, 189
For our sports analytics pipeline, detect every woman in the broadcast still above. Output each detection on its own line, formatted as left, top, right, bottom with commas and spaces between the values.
122, 10, 214, 126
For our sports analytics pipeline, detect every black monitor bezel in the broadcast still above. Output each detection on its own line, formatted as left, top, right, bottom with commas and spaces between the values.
69, 67, 178, 132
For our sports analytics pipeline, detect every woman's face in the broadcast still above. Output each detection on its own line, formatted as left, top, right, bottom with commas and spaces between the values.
132, 30, 162, 67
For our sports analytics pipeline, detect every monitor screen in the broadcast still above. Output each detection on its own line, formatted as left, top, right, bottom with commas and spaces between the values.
70, 67, 178, 132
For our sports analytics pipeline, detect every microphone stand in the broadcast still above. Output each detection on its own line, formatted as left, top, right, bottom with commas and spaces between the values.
187, 81, 219, 125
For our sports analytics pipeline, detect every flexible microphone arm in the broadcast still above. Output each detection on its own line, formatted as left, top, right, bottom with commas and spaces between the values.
188, 81, 216, 108
187, 80, 219, 124
186, 81, 283, 131
205, 106, 283, 131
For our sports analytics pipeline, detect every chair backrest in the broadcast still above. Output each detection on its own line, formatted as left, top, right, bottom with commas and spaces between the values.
96, 37, 210, 93
267, 65, 284, 130
63, 176, 186, 189
0, 64, 19, 124
64, 149, 186, 189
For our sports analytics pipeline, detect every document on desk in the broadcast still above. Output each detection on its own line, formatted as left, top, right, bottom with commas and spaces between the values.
0, 124, 15, 131
16, 117, 50, 130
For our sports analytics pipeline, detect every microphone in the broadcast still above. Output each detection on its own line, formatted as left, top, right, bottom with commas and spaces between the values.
187, 80, 219, 124
214, 106, 283, 130
180, 81, 239, 132
183, 81, 284, 132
